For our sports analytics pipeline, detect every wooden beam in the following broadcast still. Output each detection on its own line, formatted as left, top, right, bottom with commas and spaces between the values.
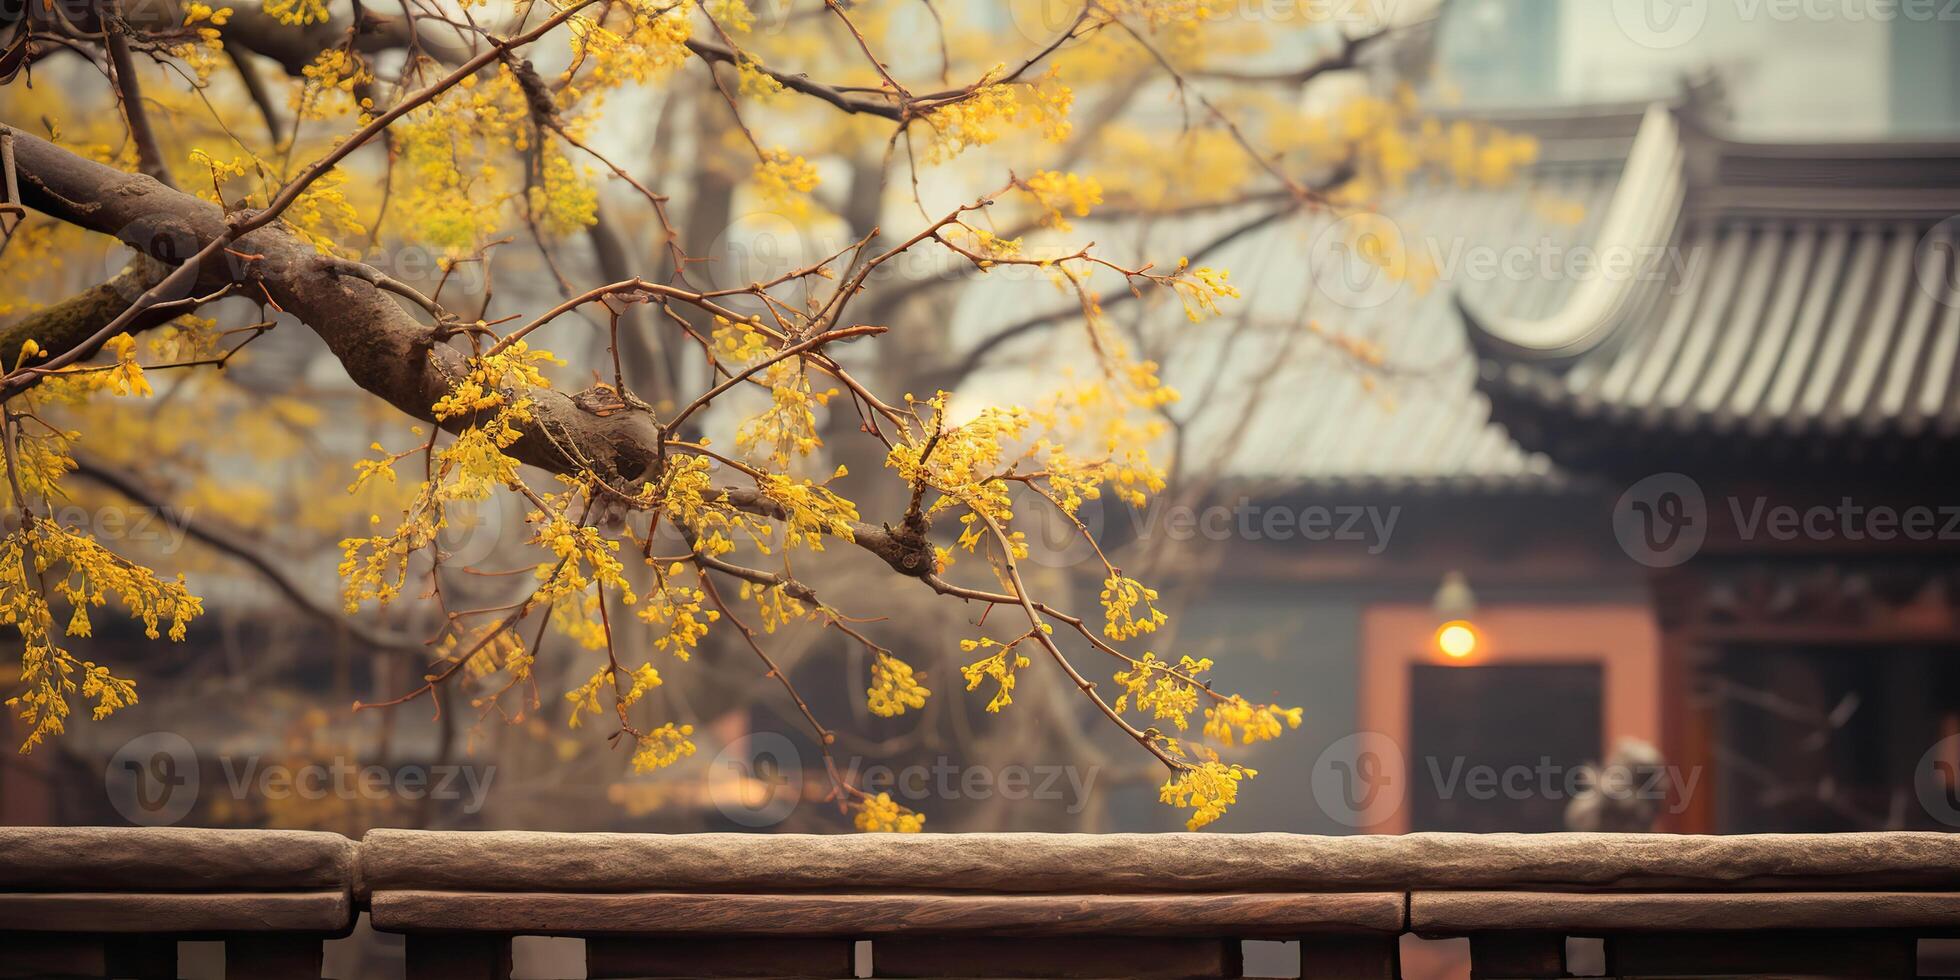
357, 829, 1960, 895
0, 828, 353, 891
0, 891, 352, 934
1411, 890, 1960, 932
369, 891, 1404, 936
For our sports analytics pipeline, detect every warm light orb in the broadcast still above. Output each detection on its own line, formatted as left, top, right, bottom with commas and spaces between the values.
1435, 620, 1480, 660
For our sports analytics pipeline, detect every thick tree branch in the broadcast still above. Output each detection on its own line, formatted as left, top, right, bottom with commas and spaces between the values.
0, 126, 936, 581
123, 0, 469, 77
0, 0, 597, 398
0, 255, 175, 369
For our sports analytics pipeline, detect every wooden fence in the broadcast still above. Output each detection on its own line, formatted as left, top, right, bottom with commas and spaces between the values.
3, 828, 1958, 978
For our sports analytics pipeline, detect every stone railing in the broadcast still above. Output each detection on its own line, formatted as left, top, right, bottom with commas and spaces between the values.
2, 828, 1957, 978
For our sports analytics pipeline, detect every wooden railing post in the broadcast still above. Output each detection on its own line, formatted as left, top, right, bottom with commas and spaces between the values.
1466, 932, 1565, 978
585, 937, 854, 979
1296, 934, 1399, 980
225, 934, 328, 979
404, 933, 512, 980
871, 937, 1242, 979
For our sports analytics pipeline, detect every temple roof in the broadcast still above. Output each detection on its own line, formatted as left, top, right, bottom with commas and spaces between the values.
1464, 106, 1960, 475
1191, 100, 1655, 494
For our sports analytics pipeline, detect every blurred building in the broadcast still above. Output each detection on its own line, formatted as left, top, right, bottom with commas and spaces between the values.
1177, 76, 1960, 835
1440, 0, 1960, 137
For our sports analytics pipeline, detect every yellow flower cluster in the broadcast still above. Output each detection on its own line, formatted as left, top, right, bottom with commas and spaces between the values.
1112, 652, 1213, 731
653, 455, 765, 557
174, 1, 232, 79
337, 484, 440, 612
886, 393, 1028, 558
1023, 170, 1103, 231
705, 0, 754, 32
753, 148, 821, 220
638, 567, 719, 660
449, 625, 529, 681
867, 652, 929, 717
631, 723, 697, 773
3, 521, 202, 749
1160, 761, 1255, 831
528, 143, 600, 235
918, 66, 1074, 162
1202, 696, 1303, 747
297, 49, 373, 120
262, 0, 329, 26
757, 471, 857, 552
390, 69, 539, 250
1170, 259, 1241, 322
533, 511, 631, 606
1099, 574, 1166, 641
736, 363, 835, 467
959, 636, 1031, 712
570, 0, 693, 89
735, 56, 785, 101
739, 580, 806, 634
427, 343, 560, 506
713, 317, 770, 364
853, 791, 925, 832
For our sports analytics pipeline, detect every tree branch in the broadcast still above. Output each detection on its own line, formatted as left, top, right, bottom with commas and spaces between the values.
0, 126, 937, 581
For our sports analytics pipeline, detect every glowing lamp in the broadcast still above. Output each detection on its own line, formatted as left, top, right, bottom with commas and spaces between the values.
1435, 620, 1480, 660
